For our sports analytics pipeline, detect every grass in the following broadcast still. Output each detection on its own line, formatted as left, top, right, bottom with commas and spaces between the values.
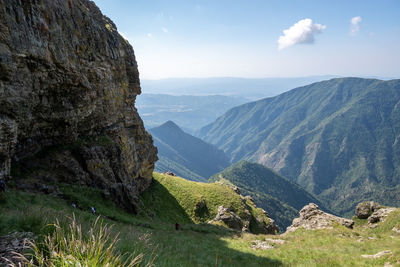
16, 216, 149, 267
1, 173, 400, 266
141, 173, 274, 231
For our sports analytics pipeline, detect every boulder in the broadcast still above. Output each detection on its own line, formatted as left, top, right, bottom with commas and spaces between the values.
209, 205, 243, 231
368, 208, 396, 224
285, 203, 354, 233
355, 201, 381, 219
258, 217, 279, 235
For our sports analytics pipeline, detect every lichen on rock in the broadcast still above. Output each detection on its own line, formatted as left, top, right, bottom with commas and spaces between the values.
0, 0, 157, 212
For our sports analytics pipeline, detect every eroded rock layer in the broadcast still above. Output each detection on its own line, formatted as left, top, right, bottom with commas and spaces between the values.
0, 0, 157, 212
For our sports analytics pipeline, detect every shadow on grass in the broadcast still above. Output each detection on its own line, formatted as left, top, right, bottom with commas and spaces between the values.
1, 185, 283, 266
140, 179, 194, 225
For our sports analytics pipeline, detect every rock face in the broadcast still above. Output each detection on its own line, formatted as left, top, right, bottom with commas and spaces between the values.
355, 201, 382, 219
211, 205, 244, 231
209, 203, 279, 234
0, 0, 157, 212
286, 203, 354, 233
368, 208, 396, 224
354, 201, 396, 224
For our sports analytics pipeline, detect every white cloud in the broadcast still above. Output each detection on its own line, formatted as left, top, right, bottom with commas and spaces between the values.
147, 33, 152, 38
278, 18, 326, 50
350, 16, 362, 35
162, 27, 168, 33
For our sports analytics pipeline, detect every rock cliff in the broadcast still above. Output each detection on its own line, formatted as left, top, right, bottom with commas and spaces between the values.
0, 0, 157, 212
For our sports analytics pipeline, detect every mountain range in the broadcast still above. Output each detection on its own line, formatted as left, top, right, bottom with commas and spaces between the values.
141, 76, 339, 99
149, 121, 230, 181
198, 78, 400, 215
136, 94, 248, 132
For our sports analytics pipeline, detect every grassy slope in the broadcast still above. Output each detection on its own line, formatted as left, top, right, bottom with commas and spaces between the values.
1, 174, 399, 266
198, 78, 400, 215
141, 173, 272, 231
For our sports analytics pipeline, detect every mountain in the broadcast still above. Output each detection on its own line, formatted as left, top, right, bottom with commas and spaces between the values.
141, 76, 339, 99
209, 161, 326, 229
136, 94, 248, 132
198, 78, 400, 215
149, 121, 230, 181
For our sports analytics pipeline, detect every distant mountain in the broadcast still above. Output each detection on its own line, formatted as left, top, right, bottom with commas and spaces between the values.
198, 78, 400, 215
209, 161, 326, 230
136, 94, 248, 132
141, 76, 339, 99
149, 121, 230, 181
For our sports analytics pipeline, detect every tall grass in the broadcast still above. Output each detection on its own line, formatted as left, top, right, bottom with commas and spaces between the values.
14, 215, 155, 267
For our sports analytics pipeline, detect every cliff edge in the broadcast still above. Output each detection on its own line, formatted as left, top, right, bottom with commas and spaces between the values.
0, 0, 157, 212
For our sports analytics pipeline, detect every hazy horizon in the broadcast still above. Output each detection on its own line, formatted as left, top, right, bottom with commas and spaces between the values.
93, 0, 400, 80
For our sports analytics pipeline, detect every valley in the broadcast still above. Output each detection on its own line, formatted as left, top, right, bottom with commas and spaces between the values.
1, 0, 399, 265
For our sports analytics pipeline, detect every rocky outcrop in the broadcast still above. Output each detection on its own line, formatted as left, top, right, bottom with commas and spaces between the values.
355, 201, 382, 219
368, 208, 396, 224
210, 205, 244, 231
208, 201, 278, 234
0, 0, 157, 212
354, 201, 396, 224
285, 203, 354, 233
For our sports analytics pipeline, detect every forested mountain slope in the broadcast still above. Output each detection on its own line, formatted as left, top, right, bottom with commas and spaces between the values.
199, 78, 400, 215
210, 161, 327, 229
150, 121, 230, 181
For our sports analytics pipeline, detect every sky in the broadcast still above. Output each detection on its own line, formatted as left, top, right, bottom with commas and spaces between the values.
93, 0, 400, 79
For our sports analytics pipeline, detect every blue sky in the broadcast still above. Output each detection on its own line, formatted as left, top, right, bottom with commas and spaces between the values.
93, 0, 400, 79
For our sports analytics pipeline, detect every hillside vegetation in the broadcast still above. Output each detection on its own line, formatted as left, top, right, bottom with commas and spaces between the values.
198, 78, 400, 216
1, 176, 400, 266
210, 161, 327, 230
150, 121, 230, 181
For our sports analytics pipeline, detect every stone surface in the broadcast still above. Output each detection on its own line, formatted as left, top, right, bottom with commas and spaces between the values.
361, 250, 392, 259
392, 227, 400, 234
0, 0, 157, 212
285, 203, 354, 233
0, 232, 34, 266
210, 205, 244, 231
355, 201, 382, 219
250, 238, 285, 250
208, 201, 278, 234
368, 208, 396, 224
0, 116, 17, 179
251, 240, 274, 250
257, 216, 279, 235
264, 238, 285, 245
